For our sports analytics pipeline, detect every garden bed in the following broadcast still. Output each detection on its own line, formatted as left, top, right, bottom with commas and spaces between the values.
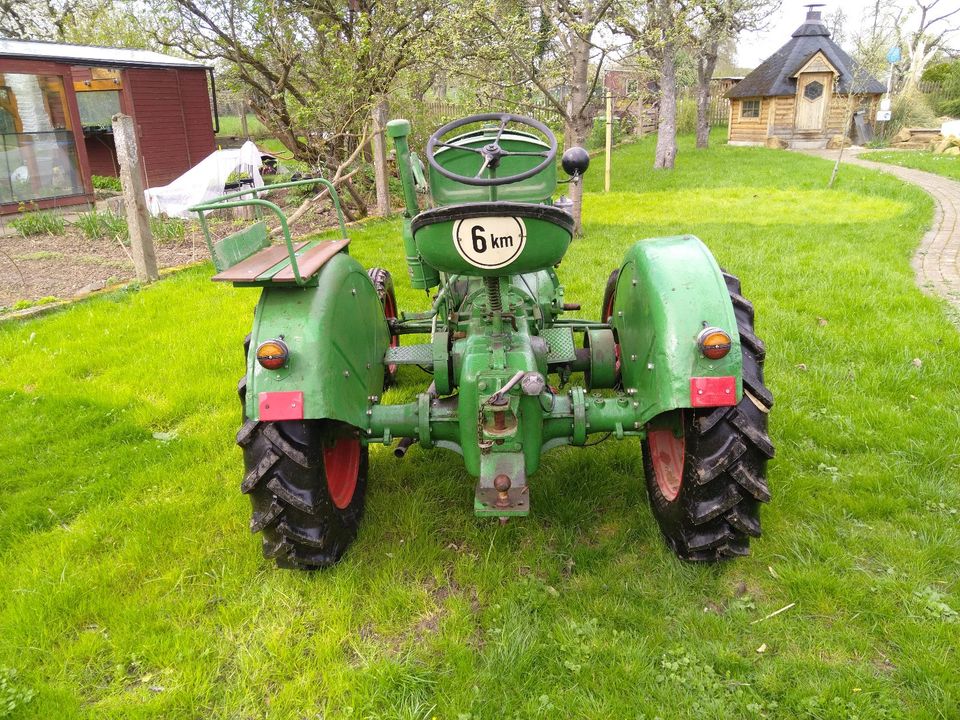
0, 199, 345, 313
0, 219, 199, 312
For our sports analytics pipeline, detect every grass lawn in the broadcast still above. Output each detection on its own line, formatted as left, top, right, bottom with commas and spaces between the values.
860, 149, 960, 181
216, 113, 270, 139
2, 133, 959, 719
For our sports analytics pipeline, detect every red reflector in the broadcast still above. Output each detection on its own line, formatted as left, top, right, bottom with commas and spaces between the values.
690, 376, 737, 407
259, 391, 304, 420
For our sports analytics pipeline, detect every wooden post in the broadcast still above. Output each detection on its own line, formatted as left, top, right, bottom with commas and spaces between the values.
111, 113, 159, 282
605, 91, 613, 193
371, 99, 392, 217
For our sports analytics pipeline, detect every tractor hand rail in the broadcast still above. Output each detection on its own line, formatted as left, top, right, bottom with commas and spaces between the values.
193, 198, 305, 284
189, 178, 348, 287
190, 178, 348, 237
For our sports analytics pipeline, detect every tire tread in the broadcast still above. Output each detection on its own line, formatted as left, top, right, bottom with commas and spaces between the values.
238, 404, 366, 569
643, 271, 773, 562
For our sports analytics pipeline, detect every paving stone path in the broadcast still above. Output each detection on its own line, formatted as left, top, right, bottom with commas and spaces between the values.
802, 148, 960, 310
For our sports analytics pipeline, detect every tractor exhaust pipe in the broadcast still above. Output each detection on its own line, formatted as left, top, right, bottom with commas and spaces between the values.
394, 437, 417, 458
394, 381, 437, 459
386, 119, 440, 291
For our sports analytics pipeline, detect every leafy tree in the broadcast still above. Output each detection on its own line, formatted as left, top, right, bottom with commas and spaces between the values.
471, 0, 623, 234
922, 59, 960, 115
0, 0, 80, 38
619, 0, 694, 169
899, 0, 960, 93
154, 0, 460, 187
0, 0, 151, 44
688, 0, 779, 149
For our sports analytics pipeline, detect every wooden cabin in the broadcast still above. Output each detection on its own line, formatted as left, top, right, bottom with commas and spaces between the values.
0, 39, 216, 214
726, 6, 884, 148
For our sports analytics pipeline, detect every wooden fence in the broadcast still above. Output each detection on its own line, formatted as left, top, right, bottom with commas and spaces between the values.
624, 92, 729, 137
917, 80, 947, 110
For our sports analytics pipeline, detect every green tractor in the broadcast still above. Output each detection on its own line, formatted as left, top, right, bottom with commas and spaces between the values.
191, 113, 773, 570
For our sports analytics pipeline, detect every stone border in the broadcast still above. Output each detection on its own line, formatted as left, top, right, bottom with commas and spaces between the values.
0, 261, 207, 323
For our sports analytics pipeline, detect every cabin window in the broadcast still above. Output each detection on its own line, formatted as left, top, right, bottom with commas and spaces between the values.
0, 73, 84, 205
741, 99, 761, 119
77, 90, 121, 129
804, 81, 824, 101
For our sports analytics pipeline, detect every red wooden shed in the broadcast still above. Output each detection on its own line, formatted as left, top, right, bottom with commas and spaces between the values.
0, 39, 217, 215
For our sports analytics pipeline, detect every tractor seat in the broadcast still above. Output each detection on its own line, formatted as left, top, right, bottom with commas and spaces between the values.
411, 202, 573, 276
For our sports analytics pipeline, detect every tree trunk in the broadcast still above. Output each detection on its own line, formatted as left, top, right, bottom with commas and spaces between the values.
903, 35, 935, 95
564, 3, 594, 236
436, 71, 448, 100
565, 114, 592, 236
371, 98, 391, 217
238, 98, 249, 139
695, 43, 718, 149
655, 40, 678, 169
343, 179, 366, 219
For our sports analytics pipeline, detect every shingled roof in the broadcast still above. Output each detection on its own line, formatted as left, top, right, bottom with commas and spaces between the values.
727, 8, 885, 99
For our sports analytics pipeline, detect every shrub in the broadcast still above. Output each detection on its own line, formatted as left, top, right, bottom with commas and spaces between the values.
150, 216, 186, 242
922, 60, 960, 117
75, 210, 127, 240
676, 97, 698, 134
9, 207, 65, 237
91, 175, 122, 192
10, 297, 58, 311
922, 62, 953, 84
878, 90, 939, 140
939, 97, 960, 118
587, 116, 625, 151
285, 178, 322, 205
264, 172, 293, 186
74, 211, 184, 244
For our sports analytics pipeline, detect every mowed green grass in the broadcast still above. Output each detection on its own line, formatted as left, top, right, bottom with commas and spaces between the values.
2, 133, 959, 719
216, 113, 270, 139
860, 149, 960, 181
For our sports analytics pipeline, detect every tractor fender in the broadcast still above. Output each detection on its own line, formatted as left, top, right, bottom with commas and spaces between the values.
244, 252, 389, 425
612, 235, 742, 418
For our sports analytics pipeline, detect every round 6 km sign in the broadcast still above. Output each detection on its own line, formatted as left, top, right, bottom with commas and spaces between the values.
452, 216, 527, 269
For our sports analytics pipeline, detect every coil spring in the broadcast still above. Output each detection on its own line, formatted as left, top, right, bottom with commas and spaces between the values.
485, 276, 502, 313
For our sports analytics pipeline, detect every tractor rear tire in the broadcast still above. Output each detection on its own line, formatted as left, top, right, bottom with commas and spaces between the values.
368, 268, 399, 387
641, 271, 774, 561
237, 378, 367, 569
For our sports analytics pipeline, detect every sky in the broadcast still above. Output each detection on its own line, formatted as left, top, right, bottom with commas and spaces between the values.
735, 0, 960, 69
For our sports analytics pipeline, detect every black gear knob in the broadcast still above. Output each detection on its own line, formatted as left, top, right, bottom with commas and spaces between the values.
561, 146, 590, 177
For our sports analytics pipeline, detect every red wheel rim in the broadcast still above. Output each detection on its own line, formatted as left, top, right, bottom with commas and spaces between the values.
384, 293, 399, 376
648, 423, 685, 502
603, 294, 622, 376
324, 435, 360, 509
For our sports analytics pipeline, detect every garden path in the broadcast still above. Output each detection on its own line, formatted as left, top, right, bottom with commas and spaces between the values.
802, 147, 960, 310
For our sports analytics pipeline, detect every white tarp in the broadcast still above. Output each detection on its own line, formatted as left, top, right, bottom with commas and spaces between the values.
941, 120, 960, 139
144, 140, 264, 218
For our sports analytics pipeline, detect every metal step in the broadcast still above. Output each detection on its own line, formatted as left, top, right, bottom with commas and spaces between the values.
540, 327, 577, 364
384, 343, 433, 365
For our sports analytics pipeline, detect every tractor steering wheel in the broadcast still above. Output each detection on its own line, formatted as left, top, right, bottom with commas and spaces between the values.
426, 113, 558, 187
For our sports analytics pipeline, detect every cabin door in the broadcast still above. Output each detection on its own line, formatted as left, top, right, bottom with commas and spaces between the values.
795, 72, 831, 131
